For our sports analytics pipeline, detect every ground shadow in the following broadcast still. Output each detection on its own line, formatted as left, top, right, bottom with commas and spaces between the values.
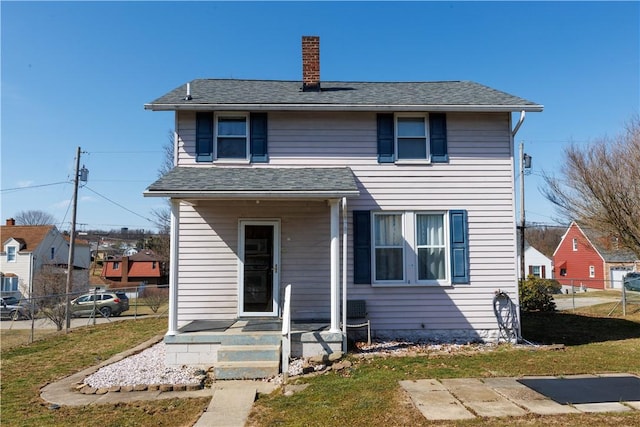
521, 311, 640, 346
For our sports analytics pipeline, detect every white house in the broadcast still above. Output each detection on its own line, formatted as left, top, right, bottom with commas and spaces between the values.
517, 241, 553, 279
1, 218, 90, 299
143, 36, 543, 378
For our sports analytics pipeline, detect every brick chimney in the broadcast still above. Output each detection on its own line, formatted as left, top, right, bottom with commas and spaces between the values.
6, 218, 15, 226
302, 36, 320, 92
121, 256, 129, 283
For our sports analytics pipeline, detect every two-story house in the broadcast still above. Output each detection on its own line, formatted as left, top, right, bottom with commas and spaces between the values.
1, 218, 90, 299
553, 221, 639, 291
144, 36, 542, 377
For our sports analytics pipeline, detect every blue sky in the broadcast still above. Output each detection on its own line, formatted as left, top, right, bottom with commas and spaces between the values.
1, 1, 638, 233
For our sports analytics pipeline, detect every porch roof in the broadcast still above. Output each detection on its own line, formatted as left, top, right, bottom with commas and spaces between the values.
144, 166, 360, 199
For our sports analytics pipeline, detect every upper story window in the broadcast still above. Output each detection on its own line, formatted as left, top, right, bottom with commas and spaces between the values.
396, 116, 427, 160
196, 112, 268, 163
377, 113, 448, 164
113, 261, 120, 270
589, 265, 595, 278
7, 246, 16, 262
572, 238, 578, 251
50, 247, 55, 260
152, 261, 157, 269
216, 115, 249, 159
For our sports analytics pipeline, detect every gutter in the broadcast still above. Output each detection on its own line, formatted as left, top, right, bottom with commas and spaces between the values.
143, 190, 361, 199
144, 103, 544, 113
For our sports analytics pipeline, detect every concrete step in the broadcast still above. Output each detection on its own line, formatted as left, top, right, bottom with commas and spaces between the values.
218, 345, 280, 363
220, 332, 281, 346
215, 361, 280, 380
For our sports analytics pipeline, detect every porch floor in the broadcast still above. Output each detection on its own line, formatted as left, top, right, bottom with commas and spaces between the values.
177, 318, 331, 334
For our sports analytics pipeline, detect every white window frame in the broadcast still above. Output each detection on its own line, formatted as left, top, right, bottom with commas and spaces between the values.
572, 238, 578, 251
6, 246, 16, 262
395, 113, 430, 163
589, 265, 595, 278
215, 112, 250, 161
372, 211, 450, 286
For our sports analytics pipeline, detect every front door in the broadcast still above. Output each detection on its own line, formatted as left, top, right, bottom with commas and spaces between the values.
239, 220, 280, 317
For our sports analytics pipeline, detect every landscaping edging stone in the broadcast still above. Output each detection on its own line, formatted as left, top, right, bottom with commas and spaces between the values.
68, 334, 205, 395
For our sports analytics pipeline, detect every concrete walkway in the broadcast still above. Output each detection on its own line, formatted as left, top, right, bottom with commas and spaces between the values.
400, 374, 640, 421
39, 335, 276, 426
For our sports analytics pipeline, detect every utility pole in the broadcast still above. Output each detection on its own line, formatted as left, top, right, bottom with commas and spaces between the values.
65, 147, 88, 332
519, 141, 532, 284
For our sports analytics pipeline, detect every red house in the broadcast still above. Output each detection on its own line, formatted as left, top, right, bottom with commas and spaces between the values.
553, 222, 639, 290
101, 250, 168, 288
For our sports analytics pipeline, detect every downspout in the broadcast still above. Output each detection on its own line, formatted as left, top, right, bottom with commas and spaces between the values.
511, 110, 525, 343
512, 110, 525, 137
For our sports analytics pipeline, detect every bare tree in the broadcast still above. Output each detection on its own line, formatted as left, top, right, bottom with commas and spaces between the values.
15, 210, 56, 225
543, 117, 640, 257
525, 225, 565, 258
150, 129, 175, 234
32, 265, 69, 331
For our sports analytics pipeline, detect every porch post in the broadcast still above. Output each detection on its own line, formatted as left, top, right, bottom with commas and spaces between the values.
167, 199, 180, 336
329, 198, 340, 333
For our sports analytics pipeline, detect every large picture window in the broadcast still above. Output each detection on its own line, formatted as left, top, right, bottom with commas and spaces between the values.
1, 276, 18, 292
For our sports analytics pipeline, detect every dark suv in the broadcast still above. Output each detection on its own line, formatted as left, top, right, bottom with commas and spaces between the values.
0, 296, 34, 320
623, 272, 640, 292
69, 291, 130, 318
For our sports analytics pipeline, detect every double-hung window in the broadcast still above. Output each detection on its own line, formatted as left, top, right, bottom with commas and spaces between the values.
216, 114, 249, 159
373, 213, 404, 281
416, 214, 446, 281
396, 116, 428, 160
377, 113, 448, 163
7, 246, 16, 262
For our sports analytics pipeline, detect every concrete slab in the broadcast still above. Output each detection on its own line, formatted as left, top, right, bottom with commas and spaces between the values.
574, 402, 632, 413
626, 401, 640, 410
194, 382, 258, 427
440, 378, 527, 417
399, 380, 475, 420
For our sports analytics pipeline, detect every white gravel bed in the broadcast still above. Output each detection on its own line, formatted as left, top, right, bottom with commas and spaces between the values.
83, 342, 203, 388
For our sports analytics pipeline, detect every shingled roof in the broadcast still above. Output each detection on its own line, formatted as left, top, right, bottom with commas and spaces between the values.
1, 225, 56, 252
144, 167, 359, 199
145, 79, 543, 112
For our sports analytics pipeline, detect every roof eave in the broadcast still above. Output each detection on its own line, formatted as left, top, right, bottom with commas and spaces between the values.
143, 190, 360, 199
144, 103, 544, 113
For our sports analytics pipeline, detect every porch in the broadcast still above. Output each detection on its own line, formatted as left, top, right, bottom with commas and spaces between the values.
164, 318, 342, 379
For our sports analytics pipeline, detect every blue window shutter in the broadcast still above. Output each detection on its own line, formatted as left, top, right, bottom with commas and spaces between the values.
196, 112, 213, 162
377, 114, 395, 163
450, 210, 469, 284
250, 113, 268, 163
430, 113, 448, 163
353, 210, 371, 284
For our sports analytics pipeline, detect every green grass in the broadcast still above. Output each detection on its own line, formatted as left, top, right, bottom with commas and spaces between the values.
0, 317, 208, 427
248, 308, 640, 427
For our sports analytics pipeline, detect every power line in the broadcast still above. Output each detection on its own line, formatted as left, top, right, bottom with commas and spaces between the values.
83, 186, 155, 224
0, 181, 70, 192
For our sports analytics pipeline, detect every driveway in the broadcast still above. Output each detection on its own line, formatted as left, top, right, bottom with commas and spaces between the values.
553, 296, 621, 311
0, 314, 150, 330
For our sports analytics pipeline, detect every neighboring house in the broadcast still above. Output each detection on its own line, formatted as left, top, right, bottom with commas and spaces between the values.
101, 250, 168, 288
0, 218, 90, 299
553, 221, 639, 290
517, 239, 553, 279
143, 36, 543, 372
